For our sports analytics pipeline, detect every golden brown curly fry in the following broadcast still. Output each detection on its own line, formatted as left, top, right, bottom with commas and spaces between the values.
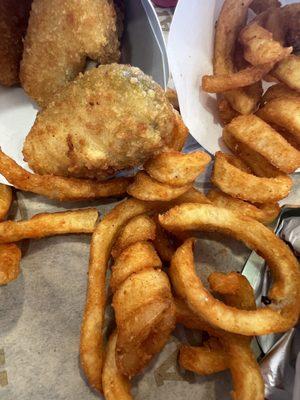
0, 150, 131, 201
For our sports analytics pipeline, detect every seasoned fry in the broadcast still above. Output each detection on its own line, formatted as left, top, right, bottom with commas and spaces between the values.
113, 268, 175, 377
207, 189, 280, 224
239, 23, 292, 66
80, 199, 161, 391
0, 208, 98, 243
0, 150, 130, 201
161, 205, 300, 335
110, 241, 162, 292
111, 215, 156, 259
224, 115, 300, 173
211, 0, 263, 114
0, 243, 21, 285
179, 339, 228, 376
127, 172, 191, 202
222, 129, 292, 178
102, 331, 132, 400
145, 151, 211, 187
257, 97, 300, 144
262, 83, 300, 103
272, 55, 300, 92
211, 152, 292, 203
202, 63, 272, 93
0, 184, 12, 220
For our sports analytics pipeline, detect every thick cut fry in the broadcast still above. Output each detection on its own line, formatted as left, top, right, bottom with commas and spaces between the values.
145, 151, 211, 187
110, 241, 162, 292
211, 0, 263, 114
239, 23, 292, 66
257, 97, 300, 144
0, 243, 21, 285
217, 98, 239, 126
113, 269, 175, 377
111, 215, 156, 259
0, 209, 98, 243
207, 189, 280, 224
102, 331, 132, 400
272, 55, 300, 92
0, 150, 130, 201
223, 129, 293, 178
179, 340, 228, 376
224, 115, 300, 173
161, 205, 300, 335
0, 184, 12, 220
80, 199, 161, 392
212, 152, 292, 203
250, 0, 281, 14
262, 83, 300, 103
127, 172, 191, 202
202, 63, 272, 93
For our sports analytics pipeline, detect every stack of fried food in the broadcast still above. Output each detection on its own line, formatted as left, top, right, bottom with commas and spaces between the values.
201, 0, 300, 227
0, 0, 300, 399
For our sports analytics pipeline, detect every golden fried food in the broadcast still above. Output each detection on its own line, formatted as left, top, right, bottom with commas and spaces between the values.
239, 23, 292, 66
224, 115, 300, 173
144, 151, 211, 187
127, 172, 192, 202
20, 0, 120, 106
212, 152, 292, 203
111, 215, 156, 259
257, 96, 300, 145
0, 208, 98, 243
110, 241, 162, 292
23, 65, 178, 180
0, 243, 21, 285
207, 0, 262, 114
179, 338, 228, 376
80, 199, 161, 392
113, 268, 175, 377
272, 55, 300, 91
161, 205, 300, 335
207, 189, 280, 224
0, 150, 131, 202
0, 183, 12, 220
0, 0, 32, 86
102, 331, 132, 400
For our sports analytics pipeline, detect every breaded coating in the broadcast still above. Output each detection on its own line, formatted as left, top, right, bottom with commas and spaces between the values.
0, 0, 32, 86
20, 0, 120, 107
23, 64, 177, 180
